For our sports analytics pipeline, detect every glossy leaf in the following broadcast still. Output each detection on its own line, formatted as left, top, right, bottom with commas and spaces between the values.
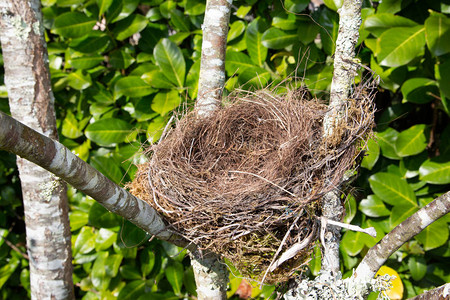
67, 70, 92, 90
364, 13, 417, 37
91, 251, 110, 291
361, 138, 380, 170
359, 195, 391, 218
377, 26, 426, 67
284, 0, 309, 13
170, 9, 191, 32
323, 0, 342, 11
401, 78, 439, 104
415, 218, 449, 250
319, 7, 339, 55
0, 257, 20, 289
225, 51, 254, 75
62, 111, 85, 139
165, 260, 184, 295
95, 228, 117, 251
151, 90, 180, 116
90, 156, 123, 184
73, 226, 96, 255
118, 221, 149, 247
70, 34, 111, 54
113, 14, 148, 41
395, 124, 428, 157
147, 116, 167, 143
419, 159, 450, 184
246, 18, 268, 66
261, 28, 298, 49
69, 210, 89, 231
88, 202, 122, 229
114, 77, 156, 98
228, 20, 246, 42
343, 194, 357, 224
341, 230, 365, 256
97, 0, 113, 17
425, 11, 450, 56
117, 280, 146, 300
390, 203, 418, 229
438, 58, 450, 100
185, 0, 205, 15
69, 55, 104, 70
52, 12, 96, 38
369, 173, 417, 207
141, 70, 175, 89
376, 128, 401, 160
408, 256, 427, 281
85, 118, 133, 146
154, 38, 186, 87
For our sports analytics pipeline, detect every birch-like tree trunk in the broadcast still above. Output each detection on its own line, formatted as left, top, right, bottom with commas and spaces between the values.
0, 1, 75, 298
190, 1, 233, 299
321, 0, 362, 274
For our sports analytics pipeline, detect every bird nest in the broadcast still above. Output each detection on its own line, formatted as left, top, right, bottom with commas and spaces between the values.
128, 85, 375, 283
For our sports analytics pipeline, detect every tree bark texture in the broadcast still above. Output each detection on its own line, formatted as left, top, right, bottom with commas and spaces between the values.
195, 0, 232, 116
0, 1, 74, 298
407, 283, 450, 300
320, 0, 363, 275
354, 191, 450, 284
191, 1, 233, 298
0, 111, 190, 250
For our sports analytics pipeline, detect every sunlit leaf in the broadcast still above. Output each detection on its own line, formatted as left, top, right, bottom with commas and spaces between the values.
415, 218, 449, 250
361, 138, 380, 170
261, 28, 298, 49
246, 18, 268, 66
154, 38, 186, 87
401, 78, 439, 104
151, 90, 180, 116
165, 261, 184, 295
419, 159, 450, 184
376, 128, 400, 160
52, 12, 96, 38
113, 14, 148, 41
359, 195, 391, 217
114, 77, 156, 98
369, 173, 417, 207
395, 124, 428, 157
425, 11, 450, 56
85, 118, 133, 146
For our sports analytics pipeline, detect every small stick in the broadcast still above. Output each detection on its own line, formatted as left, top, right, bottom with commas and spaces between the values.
321, 216, 377, 237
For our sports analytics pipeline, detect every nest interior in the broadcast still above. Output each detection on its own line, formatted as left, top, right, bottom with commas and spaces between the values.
128, 86, 374, 283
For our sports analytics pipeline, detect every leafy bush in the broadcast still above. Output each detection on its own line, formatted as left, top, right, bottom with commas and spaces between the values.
0, 0, 449, 298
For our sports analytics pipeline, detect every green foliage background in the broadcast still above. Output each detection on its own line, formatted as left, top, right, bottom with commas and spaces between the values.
0, 0, 449, 299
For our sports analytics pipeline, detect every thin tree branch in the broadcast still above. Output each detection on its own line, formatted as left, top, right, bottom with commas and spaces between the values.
0, 111, 191, 249
354, 191, 450, 284
407, 283, 450, 300
320, 0, 363, 275
190, 0, 233, 298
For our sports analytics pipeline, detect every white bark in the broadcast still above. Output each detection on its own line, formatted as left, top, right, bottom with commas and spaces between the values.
321, 0, 363, 275
195, 0, 232, 116
0, 1, 74, 298
354, 191, 450, 288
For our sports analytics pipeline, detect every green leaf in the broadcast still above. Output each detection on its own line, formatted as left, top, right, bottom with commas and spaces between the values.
376, 128, 401, 160
154, 38, 185, 87
228, 20, 246, 42
85, 118, 133, 146
369, 172, 417, 207
140, 249, 155, 276
73, 226, 96, 256
438, 58, 450, 101
341, 230, 365, 256
141, 70, 175, 89
151, 90, 180, 116
359, 195, 391, 217
419, 159, 450, 184
108, 0, 140, 23
377, 26, 426, 67
120, 265, 142, 280
92, 251, 110, 291
186, 60, 200, 99
272, 13, 297, 31
390, 202, 418, 229
118, 221, 149, 247
261, 28, 298, 49
0, 257, 20, 289
246, 18, 268, 66
225, 51, 255, 75
95, 228, 117, 251
69, 55, 104, 70
90, 156, 123, 184
110, 49, 135, 69
183, 266, 197, 296
165, 260, 184, 295
415, 218, 449, 250
395, 124, 428, 157
105, 254, 123, 277
297, 21, 320, 45
425, 11, 450, 56
133, 97, 158, 122
343, 194, 357, 224
118, 280, 146, 300
62, 111, 84, 139
323, 0, 342, 11
170, 9, 191, 32
113, 14, 148, 41
115, 77, 156, 98
52, 12, 96, 38
364, 13, 417, 37
69, 34, 111, 54
97, 0, 113, 17
69, 210, 89, 231
67, 70, 92, 90
361, 138, 380, 170
319, 7, 339, 55
401, 78, 440, 104
284, 0, 309, 13
185, 0, 205, 15
408, 256, 427, 281
147, 116, 168, 143
238, 66, 271, 88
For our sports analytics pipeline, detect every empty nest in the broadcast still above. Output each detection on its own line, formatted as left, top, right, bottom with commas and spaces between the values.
129, 85, 375, 283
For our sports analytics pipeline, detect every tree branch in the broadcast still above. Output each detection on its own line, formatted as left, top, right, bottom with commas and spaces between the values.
190, 0, 233, 298
407, 283, 450, 300
0, 111, 191, 249
321, 0, 363, 274
354, 191, 450, 284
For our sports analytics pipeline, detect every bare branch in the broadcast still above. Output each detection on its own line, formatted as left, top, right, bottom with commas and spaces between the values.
407, 283, 450, 300
354, 191, 450, 283
320, 0, 363, 275
195, 0, 232, 116
0, 111, 190, 249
